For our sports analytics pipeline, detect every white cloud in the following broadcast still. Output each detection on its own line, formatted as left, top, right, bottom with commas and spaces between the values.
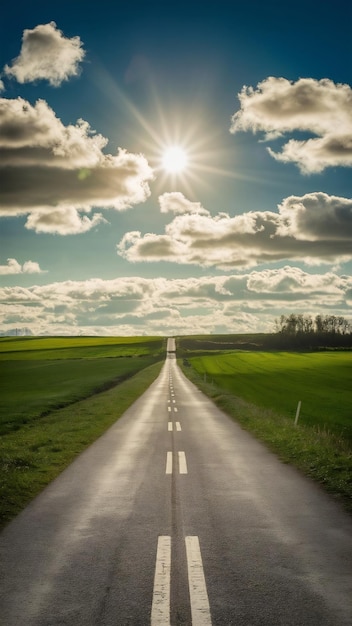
245, 266, 344, 294
0, 97, 154, 234
230, 77, 352, 173
277, 192, 352, 241
0, 258, 46, 275
0, 270, 350, 336
25, 208, 107, 235
4, 22, 85, 87
159, 192, 210, 215
0, 79, 4, 92
118, 192, 352, 270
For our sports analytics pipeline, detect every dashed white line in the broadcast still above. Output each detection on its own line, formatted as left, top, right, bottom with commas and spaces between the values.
174, 407, 178, 413
166, 452, 173, 474
151, 536, 171, 625
178, 451, 188, 474
168, 422, 182, 432
168, 406, 171, 412
185, 536, 212, 625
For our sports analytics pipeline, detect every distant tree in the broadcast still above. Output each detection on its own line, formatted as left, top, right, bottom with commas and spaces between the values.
274, 313, 351, 349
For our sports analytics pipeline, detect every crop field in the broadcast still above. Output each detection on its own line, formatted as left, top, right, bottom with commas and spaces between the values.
0, 336, 164, 527
188, 351, 352, 440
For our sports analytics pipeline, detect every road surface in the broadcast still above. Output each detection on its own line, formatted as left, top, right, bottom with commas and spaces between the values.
0, 348, 351, 625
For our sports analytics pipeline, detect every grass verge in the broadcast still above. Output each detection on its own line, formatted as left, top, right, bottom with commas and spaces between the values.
0, 360, 163, 530
180, 361, 352, 514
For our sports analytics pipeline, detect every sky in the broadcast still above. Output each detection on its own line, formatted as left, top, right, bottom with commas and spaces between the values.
0, 0, 351, 336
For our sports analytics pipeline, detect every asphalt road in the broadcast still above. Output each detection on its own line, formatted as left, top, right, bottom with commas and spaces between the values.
0, 351, 352, 625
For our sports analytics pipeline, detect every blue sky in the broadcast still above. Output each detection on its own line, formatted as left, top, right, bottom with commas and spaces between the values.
0, 0, 351, 335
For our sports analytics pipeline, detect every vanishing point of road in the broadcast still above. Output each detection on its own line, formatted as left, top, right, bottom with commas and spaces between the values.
0, 338, 351, 625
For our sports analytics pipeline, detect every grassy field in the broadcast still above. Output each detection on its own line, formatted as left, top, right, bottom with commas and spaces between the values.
0, 336, 164, 435
181, 350, 352, 512
187, 351, 352, 440
0, 335, 164, 359
0, 337, 164, 528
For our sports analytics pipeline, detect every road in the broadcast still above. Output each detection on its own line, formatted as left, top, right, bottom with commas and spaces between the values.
0, 343, 352, 625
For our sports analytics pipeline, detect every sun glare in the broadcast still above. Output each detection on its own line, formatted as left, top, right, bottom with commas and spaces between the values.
162, 146, 188, 173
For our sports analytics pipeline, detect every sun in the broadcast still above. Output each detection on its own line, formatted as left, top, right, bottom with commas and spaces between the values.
162, 146, 188, 173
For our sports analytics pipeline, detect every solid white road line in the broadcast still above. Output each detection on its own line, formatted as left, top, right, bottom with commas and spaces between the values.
151, 536, 171, 625
168, 422, 173, 431
176, 422, 181, 431
178, 451, 188, 474
166, 452, 173, 474
185, 536, 212, 626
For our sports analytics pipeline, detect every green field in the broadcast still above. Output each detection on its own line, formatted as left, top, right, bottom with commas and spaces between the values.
182, 349, 352, 512
0, 336, 165, 436
0, 335, 164, 359
0, 336, 164, 527
188, 351, 352, 440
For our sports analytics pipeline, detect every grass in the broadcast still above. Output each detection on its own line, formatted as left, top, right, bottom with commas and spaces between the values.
0, 360, 164, 529
187, 351, 352, 440
0, 356, 160, 435
0, 335, 165, 360
0, 336, 164, 529
0, 336, 165, 435
181, 351, 352, 513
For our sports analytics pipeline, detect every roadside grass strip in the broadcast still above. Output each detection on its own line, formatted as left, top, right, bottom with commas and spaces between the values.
180, 357, 352, 514
0, 361, 163, 529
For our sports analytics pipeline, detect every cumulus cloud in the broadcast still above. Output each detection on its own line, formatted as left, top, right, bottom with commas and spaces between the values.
0, 97, 154, 234
0, 258, 46, 275
117, 192, 352, 269
230, 77, 352, 173
4, 22, 85, 87
0, 270, 350, 335
25, 209, 106, 235
277, 192, 352, 241
159, 192, 210, 215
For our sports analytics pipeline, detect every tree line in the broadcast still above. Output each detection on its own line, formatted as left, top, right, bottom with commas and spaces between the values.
273, 313, 352, 349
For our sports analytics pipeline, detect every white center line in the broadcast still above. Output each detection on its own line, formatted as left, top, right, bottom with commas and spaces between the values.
166, 452, 173, 474
168, 422, 173, 431
178, 451, 188, 474
168, 406, 171, 412
174, 407, 178, 413
176, 422, 182, 431
151, 536, 171, 625
185, 536, 212, 626
172, 399, 176, 403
